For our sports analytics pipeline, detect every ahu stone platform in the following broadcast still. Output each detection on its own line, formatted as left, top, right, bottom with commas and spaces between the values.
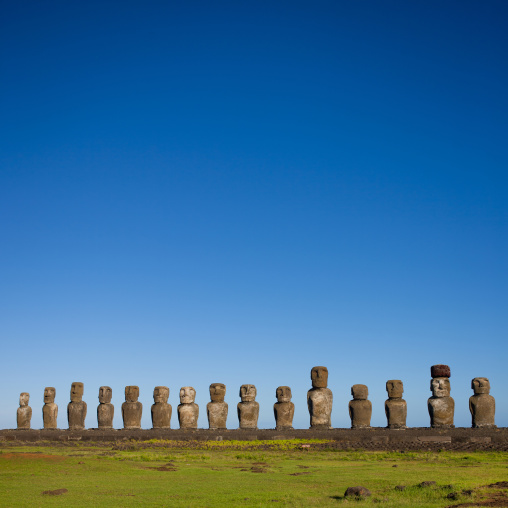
1, 427, 507, 451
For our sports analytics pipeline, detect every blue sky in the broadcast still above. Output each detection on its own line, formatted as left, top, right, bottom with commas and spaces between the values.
1, 1, 507, 430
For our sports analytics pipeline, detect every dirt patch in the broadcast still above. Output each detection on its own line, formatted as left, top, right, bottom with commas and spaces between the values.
446, 491, 508, 507
42, 489, 68, 496
289, 472, 312, 476
150, 463, 178, 472
250, 466, 268, 473
2, 453, 65, 461
487, 483, 508, 489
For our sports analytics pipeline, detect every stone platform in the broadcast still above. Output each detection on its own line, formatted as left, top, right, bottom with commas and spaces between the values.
1, 427, 507, 451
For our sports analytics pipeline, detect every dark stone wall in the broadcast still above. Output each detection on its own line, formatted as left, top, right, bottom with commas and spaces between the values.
1, 427, 507, 451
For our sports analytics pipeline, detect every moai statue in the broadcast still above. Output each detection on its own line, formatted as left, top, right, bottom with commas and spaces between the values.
428, 364, 454, 428
178, 386, 199, 429
43, 387, 58, 429
151, 386, 172, 429
67, 382, 87, 430
307, 366, 333, 429
17, 392, 32, 429
273, 386, 294, 430
469, 377, 496, 428
207, 383, 228, 430
349, 384, 372, 429
97, 386, 114, 429
385, 380, 407, 429
122, 386, 142, 429
237, 384, 259, 430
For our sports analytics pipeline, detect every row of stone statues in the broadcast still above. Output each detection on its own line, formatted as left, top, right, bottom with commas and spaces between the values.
16, 365, 496, 430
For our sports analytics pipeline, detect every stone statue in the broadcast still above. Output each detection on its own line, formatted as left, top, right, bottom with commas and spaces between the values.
469, 377, 495, 428
428, 364, 454, 428
43, 387, 58, 429
385, 380, 407, 429
67, 382, 87, 430
122, 386, 142, 429
207, 383, 228, 430
307, 366, 333, 429
97, 386, 114, 429
273, 386, 294, 430
151, 386, 172, 429
349, 384, 372, 429
237, 384, 259, 430
178, 386, 199, 429
17, 392, 32, 429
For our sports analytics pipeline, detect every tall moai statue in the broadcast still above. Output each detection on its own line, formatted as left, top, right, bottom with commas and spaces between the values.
349, 384, 372, 429
274, 386, 294, 430
428, 364, 454, 428
307, 366, 333, 429
207, 383, 228, 430
151, 386, 172, 429
237, 384, 259, 430
178, 386, 199, 429
17, 392, 32, 429
43, 387, 58, 429
122, 386, 142, 429
385, 380, 407, 429
469, 377, 496, 428
68, 382, 87, 430
97, 386, 114, 429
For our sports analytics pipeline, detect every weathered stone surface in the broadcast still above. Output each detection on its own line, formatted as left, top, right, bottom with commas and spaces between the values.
122, 386, 142, 429
97, 386, 114, 429
274, 386, 294, 430
151, 386, 172, 429
385, 380, 407, 429
344, 486, 371, 498
428, 376, 454, 428
178, 387, 199, 429
17, 392, 32, 429
431, 364, 450, 378
43, 387, 58, 429
67, 382, 87, 430
238, 384, 259, 430
469, 377, 495, 428
207, 383, 228, 430
307, 366, 333, 429
349, 384, 372, 429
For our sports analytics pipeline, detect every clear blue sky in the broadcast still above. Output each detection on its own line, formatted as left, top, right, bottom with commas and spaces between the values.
1, 1, 507, 430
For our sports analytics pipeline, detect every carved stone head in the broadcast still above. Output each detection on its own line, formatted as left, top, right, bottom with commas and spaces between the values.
240, 384, 257, 402
430, 377, 451, 397
44, 387, 56, 404
153, 386, 169, 403
276, 386, 292, 403
125, 385, 139, 402
209, 383, 226, 402
352, 384, 368, 400
431, 364, 450, 378
99, 386, 112, 404
19, 392, 29, 407
311, 366, 328, 388
180, 386, 196, 404
70, 382, 84, 402
386, 380, 403, 399
472, 377, 490, 395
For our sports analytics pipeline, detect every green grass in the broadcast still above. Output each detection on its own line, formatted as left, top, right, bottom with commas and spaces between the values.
0, 441, 507, 506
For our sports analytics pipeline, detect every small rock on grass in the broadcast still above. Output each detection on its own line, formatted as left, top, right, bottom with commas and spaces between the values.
344, 486, 371, 498
446, 492, 459, 500
418, 481, 436, 488
394, 485, 406, 491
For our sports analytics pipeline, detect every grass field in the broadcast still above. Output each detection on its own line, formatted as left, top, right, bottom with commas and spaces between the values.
0, 440, 507, 507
